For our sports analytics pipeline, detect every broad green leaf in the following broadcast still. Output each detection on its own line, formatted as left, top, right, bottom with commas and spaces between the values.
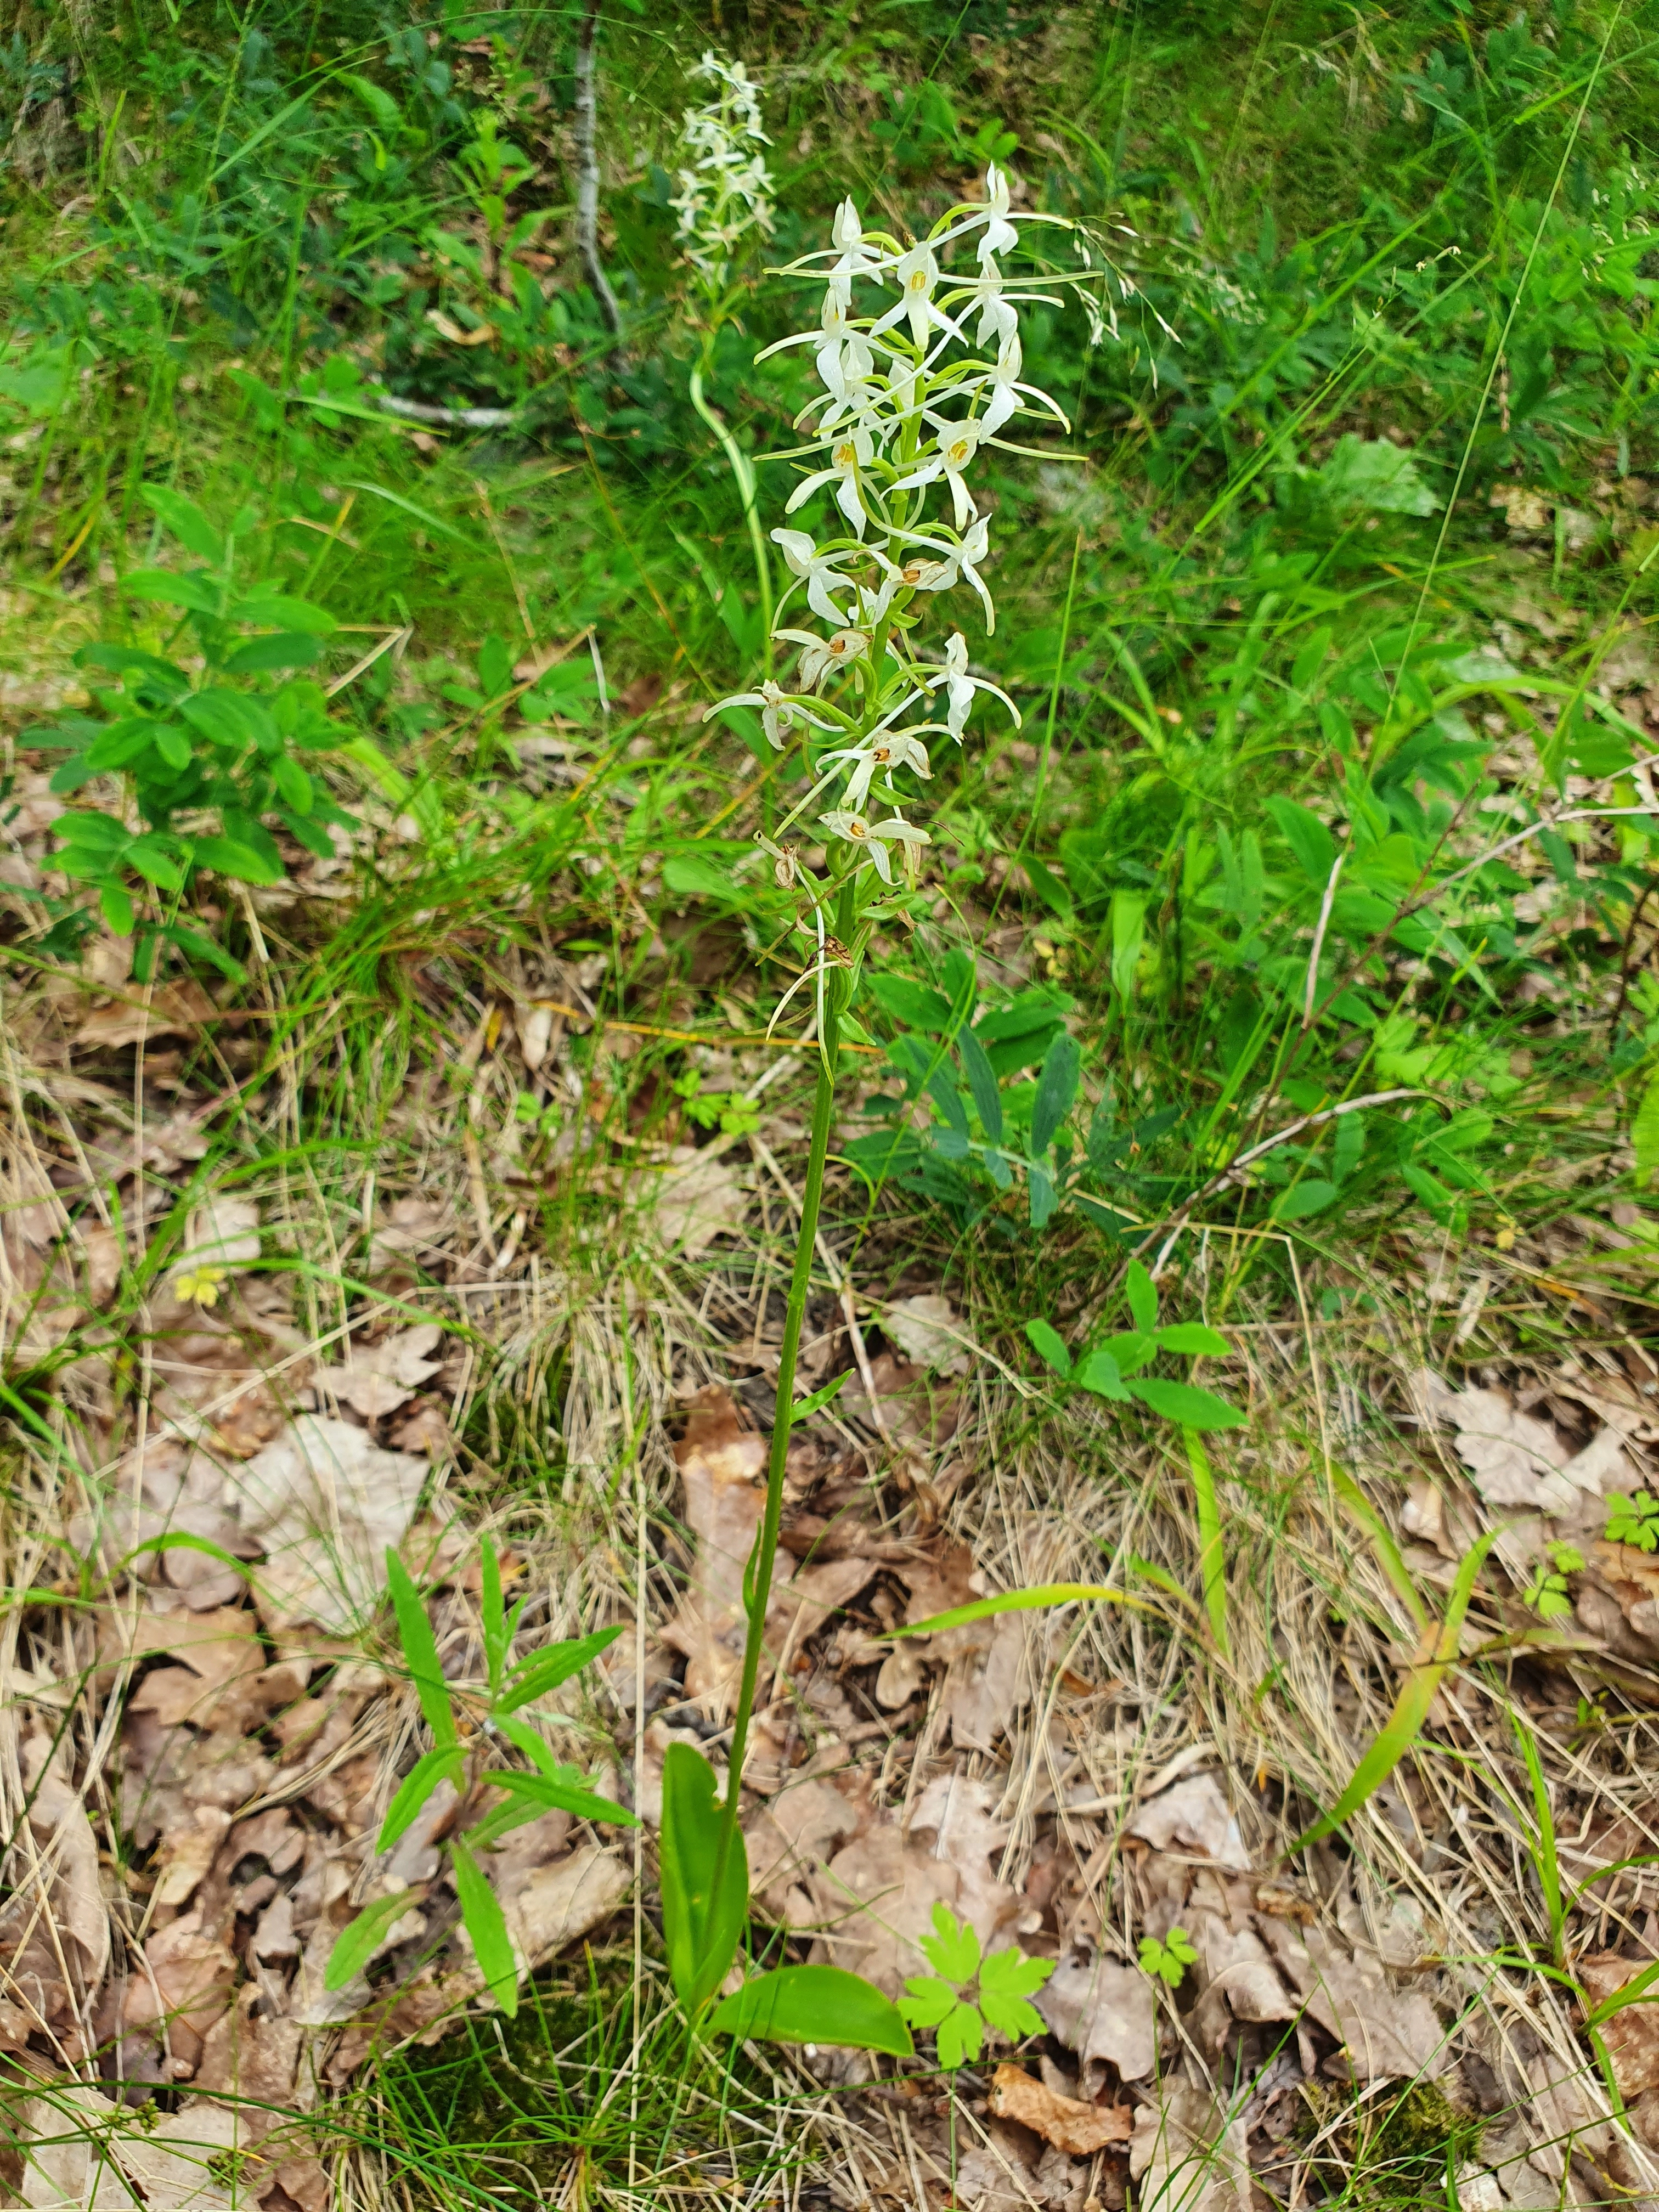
708, 1966, 914, 2055
1273, 1180, 1338, 1222
1125, 1261, 1158, 1334
869, 974, 954, 1032
659, 1742, 749, 2011
378, 1746, 464, 1852
1633, 1068, 1659, 1190
1128, 1379, 1246, 1430
122, 568, 223, 614
324, 1887, 424, 1992
154, 726, 191, 771
958, 1023, 1003, 1143
935, 1997, 984, 2070
1099, 1330, 1155, 1377
125, 836, 184, 891
85, 720, 162, 772
498, 1624, 623, 1712
229, 592, 336, 636
1028, 1160, 1056, 1229
978, 1946, 1053, 2042
1075, 1347, 1130, 1400
893, 1581, 1154, 1639
222, 633, 321, 674
484, 1767, 639, 1827
662, 851, 755, 908
1025, 1319, 1072, 1378
1109, 890, 1146, 1000
1030, 1031, 1080, 1157
100, 884, 134, 936
452, 1839, 518, 2017
1264, 795, 1336, 885
1293, 1530, 1499, 1852
179, 690, 276, 752
919, 1902, 979, 1986
139, 486, 224, 565
342, 71, 406, 134
384, 1549, 458, 1750
272, 757, 314, 814
1155, 1324, 1231, 1357
188, 835, 284, 886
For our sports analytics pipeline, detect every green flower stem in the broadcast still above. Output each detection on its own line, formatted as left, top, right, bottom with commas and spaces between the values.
689, 363, 773, 678
710, 957, 846, 1901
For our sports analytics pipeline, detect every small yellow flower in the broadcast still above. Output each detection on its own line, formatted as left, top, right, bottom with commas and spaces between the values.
174, 1264, 228, 1308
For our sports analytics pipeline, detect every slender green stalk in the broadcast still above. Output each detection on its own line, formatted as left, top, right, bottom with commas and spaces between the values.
710, 977, 843, 1897
689, 362, 774, 676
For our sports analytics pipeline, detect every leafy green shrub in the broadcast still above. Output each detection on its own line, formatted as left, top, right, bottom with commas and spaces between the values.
33, 488, 386, 979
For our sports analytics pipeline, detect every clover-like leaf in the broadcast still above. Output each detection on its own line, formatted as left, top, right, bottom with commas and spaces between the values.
977, 1946, 1054, 2043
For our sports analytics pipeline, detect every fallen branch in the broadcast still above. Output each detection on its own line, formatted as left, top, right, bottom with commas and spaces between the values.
574, 0, 623, 349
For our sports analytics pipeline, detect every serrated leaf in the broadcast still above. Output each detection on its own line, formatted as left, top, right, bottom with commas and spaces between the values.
935, 1998, 984, 2071
384, 1548, 458, 1750
377, 1746, 464, 1852
918, 1901, 980, 1987
452, 1839, 518, 2017
898, 1976, 957, 2028
1025, 1319, 1071, 1378
710, 1966, 913, 2055
1126, 1260, 1158, 1333
324, 1887, 424, 1992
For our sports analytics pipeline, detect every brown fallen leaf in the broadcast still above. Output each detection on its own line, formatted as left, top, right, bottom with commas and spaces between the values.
1127, 1773, 1251, 1871
1578, 1955, 1659, 2097
883, 1293, 972, 1376
1251, 1914, 1447, 2080
75, 978, 217, 1051
152, 1807, 234, 1912
227, 1415, 428, 1632
122, 1911, 238, 2076
988, 2063, 1133, 2154
662, 1388, 772, 1707
1416, 1372, 1587, 1514
20, 1731, 109, 1989
1036, 1950, 1158, 2083
1130, 2085, 1254, 2212
649, 1146, 748, 1257
312, 1322, 443, 1420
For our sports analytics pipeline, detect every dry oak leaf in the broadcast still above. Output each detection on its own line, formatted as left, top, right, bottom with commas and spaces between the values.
1251, 1914, 1447, 2080
988, 2063, 1133, 2154
662, 1389, 771, 1706
1578, 1955, 1659, 2098
649, 1145, 748, 1257
19, 1731, 109, 1987
882, 1293, 972, 1376
16, 2086, 235, 2212
487, 1844, 632, 1981
151, 1807, 234, 1913
313, 1322, 443, 1420
227, 1415, 428, 1632
1128, 1772, 1252, 1871
1035, 1951, 1157, 2083
122, 1911, 238, 2076
1415, 1370, 1624, 1515
75, 977, 217, 1052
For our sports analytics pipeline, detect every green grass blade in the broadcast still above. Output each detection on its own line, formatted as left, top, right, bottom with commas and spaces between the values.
1184, 1429, 1230, 1659
893, 1582, 1156, 1639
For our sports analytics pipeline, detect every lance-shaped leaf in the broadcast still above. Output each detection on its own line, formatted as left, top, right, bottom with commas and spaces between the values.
379, 1746, 465, 1852
385, 1548, 457, 1749
453, 1839, 518, 2016
498, 1624, 623, 1713
708, 1966, 914, 2055
324, 1885, 426, 1992
484, 1767, 640, 1827
659, 1742, 749, 2011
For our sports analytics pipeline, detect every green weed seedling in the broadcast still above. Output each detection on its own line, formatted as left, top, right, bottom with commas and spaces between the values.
1521, 1543, 1584, 1623
326, 1537, 636, 2018
32, 487, 399, 979
1605, 1493, 1659, 1553
897, 1903, 1053, 2070
1138, 1926, 1198, 1990
1025, 1259, 1243, 1432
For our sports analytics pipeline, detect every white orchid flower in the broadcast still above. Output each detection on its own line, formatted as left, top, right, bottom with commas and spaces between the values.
923, 631, 1021, 738
892, 421, 984, 529
819, 809, 931, 886
775, 627, 869, 691
784, 428, 875, 535
961, 332, 1071, 441
823, 727, 932, 812
828, 198, 883, 307
893, 515, 996, 628
871, 243, 961, 350
978, 166, 1020, 262
706, 678, 836, 749
770, 527, 860, 626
